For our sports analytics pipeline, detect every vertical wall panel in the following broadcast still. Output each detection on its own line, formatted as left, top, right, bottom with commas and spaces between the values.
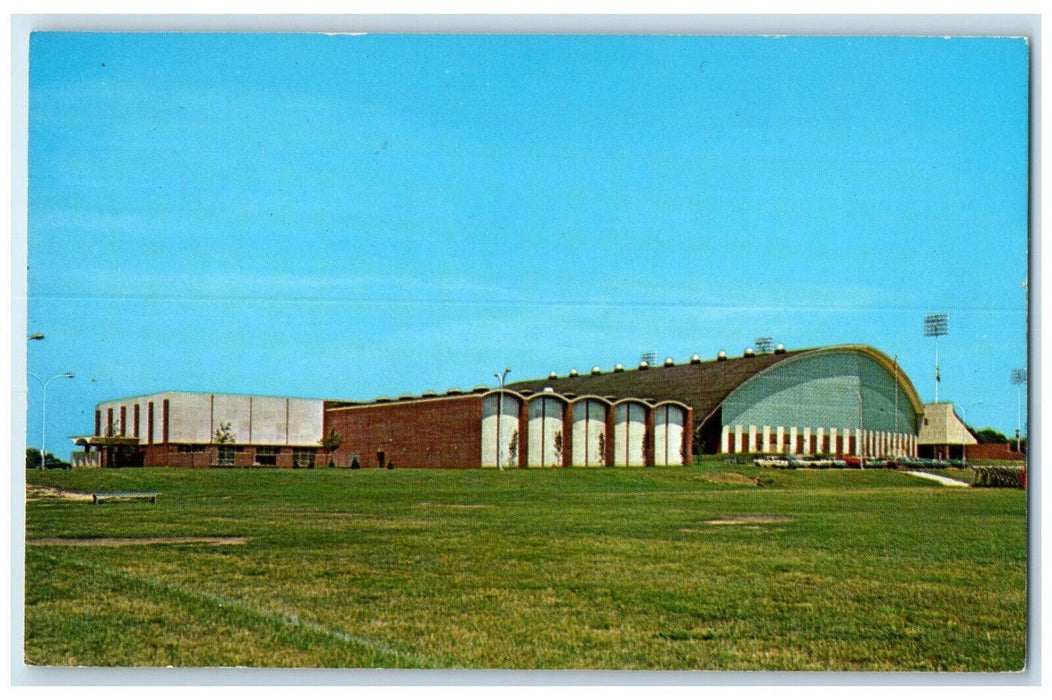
572, 399, 607, 466
528, 396, 564, 467
481, 394, 522, 467
613, 402, 646, 466
653, 405, 686, 466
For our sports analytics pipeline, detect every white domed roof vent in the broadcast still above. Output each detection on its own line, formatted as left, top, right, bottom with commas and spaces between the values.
614, 363, 625, 373
549, 371, 558, 380
690, 354, 702, 364
775, 344, 787, 354
717, 350, 728, 361
664, 357, 675, 367
569, 368, 579, 377
591, 366, 602, 375
638, 361, 649, 370
744, 348, 755, 357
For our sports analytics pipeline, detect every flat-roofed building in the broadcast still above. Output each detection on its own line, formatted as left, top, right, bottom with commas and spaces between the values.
76, 392, 324, 468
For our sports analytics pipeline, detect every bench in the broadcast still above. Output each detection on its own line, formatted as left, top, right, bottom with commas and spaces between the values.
92, 491, 160, 504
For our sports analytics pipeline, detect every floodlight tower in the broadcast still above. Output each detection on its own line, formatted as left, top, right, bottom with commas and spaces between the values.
754, 336, 773, 354
924, 313, 949, 402
1010, 368, 1027, 452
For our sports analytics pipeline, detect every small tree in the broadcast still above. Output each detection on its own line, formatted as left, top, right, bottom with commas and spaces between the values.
322, 427, 342, 452
26, 447, 43, 469
508, 429, 519, 466
212, 421, 235, 444
597, 432, 606, 466
553, 430, 563, 467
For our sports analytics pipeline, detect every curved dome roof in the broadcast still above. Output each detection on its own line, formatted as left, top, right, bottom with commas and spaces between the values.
505, 345, 923, 425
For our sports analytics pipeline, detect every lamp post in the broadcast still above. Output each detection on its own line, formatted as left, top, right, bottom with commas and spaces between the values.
494, 367, 511, 470
1011, 368, 1027, 452
959, 401, 982, 463
27, 371, 75, 468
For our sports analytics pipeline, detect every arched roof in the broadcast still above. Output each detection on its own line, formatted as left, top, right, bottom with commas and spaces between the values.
506, 345, 923, 427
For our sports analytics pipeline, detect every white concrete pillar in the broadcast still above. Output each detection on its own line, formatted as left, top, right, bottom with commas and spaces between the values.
816, 427, 825, 455
789, 426, 798, 454
749, 425, 757, 453
776, 426, 785, 453
803, 427, 812, 455
829, 428, 838, 455
735, 425, 744, 453
762, 426, 771, 453
721, 425, 730, 453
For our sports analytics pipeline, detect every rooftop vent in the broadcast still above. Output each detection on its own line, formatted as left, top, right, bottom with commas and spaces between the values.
398, 393, 415, 401
774, 344, 787, 354
690, 354, 702, 364
717, 350, 728, 361
445, 388, 463, 396
569, 368, 579, 377
638, 361, 649, 370
549, 371, 558, 380
375, 396, 392, 403
543, 386, 555, 393
663, 357, 675, 367
614, 363, 625, 373
591, 366, 602, 375
472, 385, 488, 393
744, 348, 755, 357
421, 391, 438, 398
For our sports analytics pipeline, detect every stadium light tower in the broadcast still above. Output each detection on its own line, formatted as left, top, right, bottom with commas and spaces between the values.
494, 367, 511, 470
924, 313, 949, 402
1011, 368, 1027, 452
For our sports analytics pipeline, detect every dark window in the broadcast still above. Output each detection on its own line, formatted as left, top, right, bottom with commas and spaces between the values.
255, 447, 279, 467
217, 445, 237, 466
293, 448, 316, 469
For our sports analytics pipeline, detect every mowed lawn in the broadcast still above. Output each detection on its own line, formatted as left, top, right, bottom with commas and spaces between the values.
24, 464, 1027, 671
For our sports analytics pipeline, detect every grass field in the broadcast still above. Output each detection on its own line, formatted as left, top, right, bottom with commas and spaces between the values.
24, 463, 1027, 671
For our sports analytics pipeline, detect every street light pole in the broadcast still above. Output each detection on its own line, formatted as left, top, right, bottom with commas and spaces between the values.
959, 401, 982, 463
494, 368, 511, 470
1011, 368, 1027, 452
28, 371, 75, 468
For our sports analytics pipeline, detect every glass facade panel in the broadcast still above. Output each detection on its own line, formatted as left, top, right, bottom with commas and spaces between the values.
722, 351, 919, 434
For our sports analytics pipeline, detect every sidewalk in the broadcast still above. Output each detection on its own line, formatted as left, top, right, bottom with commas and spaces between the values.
905, 470, 971, 487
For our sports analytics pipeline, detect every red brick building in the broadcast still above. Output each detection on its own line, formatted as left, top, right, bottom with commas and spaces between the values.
324, 389, 693, 469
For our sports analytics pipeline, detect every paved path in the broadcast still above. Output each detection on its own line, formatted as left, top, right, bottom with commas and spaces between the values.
905, 470, 971, 487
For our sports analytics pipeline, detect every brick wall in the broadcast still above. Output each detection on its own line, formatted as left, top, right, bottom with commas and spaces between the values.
325, 395, 483, 468
967, 442, 1026, 462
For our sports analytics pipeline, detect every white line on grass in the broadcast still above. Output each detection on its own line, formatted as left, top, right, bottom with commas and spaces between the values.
36, 552, 433, 668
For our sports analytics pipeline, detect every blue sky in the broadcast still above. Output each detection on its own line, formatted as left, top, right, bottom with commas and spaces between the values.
24, 33, 1029, 457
